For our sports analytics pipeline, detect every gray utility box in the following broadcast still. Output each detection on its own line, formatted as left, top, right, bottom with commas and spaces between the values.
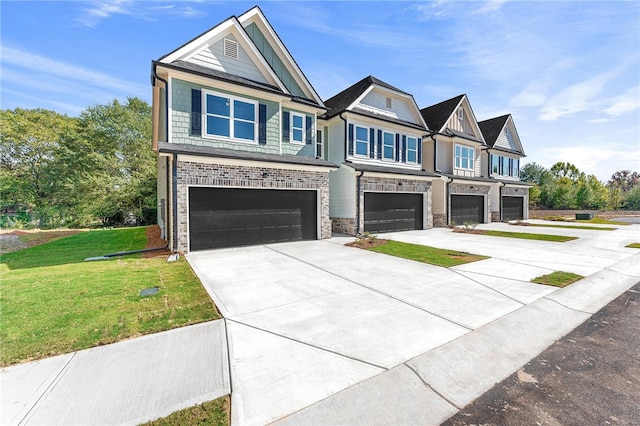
575, 212, 594, 220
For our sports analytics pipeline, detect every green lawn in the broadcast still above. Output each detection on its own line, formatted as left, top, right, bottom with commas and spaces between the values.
531, 271, 584, 287
141, 397, 229, 426
511, 223, 616, 231
366, 240, 489, 267
626, 243, 640, 249
0, 227, 219, 366
476, 230, 578, 242
577, 217, 632, 226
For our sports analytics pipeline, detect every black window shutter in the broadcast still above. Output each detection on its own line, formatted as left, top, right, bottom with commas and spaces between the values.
191, 89, 201, 135
417, 138, 422, 165
377, 130, 382, 159
305, 115, 313, 145
401, 135, 407, 163
369, 128, 375, 158
258, 104, 267, 145
395, 134, 400, 162
282, 111, 290, 142
348, 124, 354, 156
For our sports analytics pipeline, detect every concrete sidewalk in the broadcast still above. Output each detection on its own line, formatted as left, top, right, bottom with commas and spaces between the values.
1, 321, 230, 426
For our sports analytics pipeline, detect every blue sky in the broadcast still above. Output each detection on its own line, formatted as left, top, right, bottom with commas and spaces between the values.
2, 1, 639, 181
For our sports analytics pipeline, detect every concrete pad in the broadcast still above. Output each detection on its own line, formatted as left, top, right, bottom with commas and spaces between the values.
407, 298, 590, 409
233, 285, 469, 368
452, 258, 554, 282
14, 321, 229, 425
271, 241, 523, 329
1, 353, 74, 426
606, 252, 640, 277
274, 364, 457, 426
454, 271, 557, 304
188, 246, 352, 317
226, 321, 383, 426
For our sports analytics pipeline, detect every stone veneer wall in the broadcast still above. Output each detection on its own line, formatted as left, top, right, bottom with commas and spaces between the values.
355, 175, 433, 234
331, 217, 356, 235
175, 160, 331, 252
449, 182, 491, 224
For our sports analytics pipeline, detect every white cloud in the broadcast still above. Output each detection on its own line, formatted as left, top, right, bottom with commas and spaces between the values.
77, 0, 134, 27
511, 80, 547, 108
542, 145, 640, 180
0, 45, 147, 97
474, 0, 509, 14
76, 0, 205, 26
603, 85, 640, 116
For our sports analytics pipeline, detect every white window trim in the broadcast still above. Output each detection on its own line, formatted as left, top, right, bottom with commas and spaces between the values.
316, 128, 323, 158
454, 143, 474, 171
354, 125, 370, 158
290, 112, 306, 145
202, 89, 258, 144
382, 131, 395, 161
406, 136, 419, 164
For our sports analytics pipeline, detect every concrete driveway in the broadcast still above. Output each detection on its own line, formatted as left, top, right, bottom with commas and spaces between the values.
187, 221, 640, 425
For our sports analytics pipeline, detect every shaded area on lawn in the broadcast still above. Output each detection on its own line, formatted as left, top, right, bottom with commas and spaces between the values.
0, 226, 220, 366
348, 238, 489, 268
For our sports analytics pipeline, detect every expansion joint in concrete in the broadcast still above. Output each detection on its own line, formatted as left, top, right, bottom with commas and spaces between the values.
542, 297, 595, 315
403, 363, 461, 410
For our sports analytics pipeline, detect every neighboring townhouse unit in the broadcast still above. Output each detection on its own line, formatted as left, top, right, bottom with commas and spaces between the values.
421, 94, 496, 226
478, 114, 530, 221
321, 76, 436, 235
151, 6, 337, 252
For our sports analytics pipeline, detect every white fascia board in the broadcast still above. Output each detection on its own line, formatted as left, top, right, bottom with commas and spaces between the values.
280, 99, 325, 116
343, 111, 424, 136
347, 85, 374, 111
177, 154, 337, 173
506, 115, 526, 155
238, 7, 325, 107
361, 171, 434, 181
159, 18, 289, 94
459, 96, 486, 144
353, 84, 427, 129
449, 177, 493, 186
160, 66, 289, 104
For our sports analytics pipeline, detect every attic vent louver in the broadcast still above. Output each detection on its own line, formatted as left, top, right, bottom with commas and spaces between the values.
223, 38, 239, 59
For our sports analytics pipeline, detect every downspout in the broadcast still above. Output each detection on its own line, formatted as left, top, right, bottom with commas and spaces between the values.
172, 153, 178, 252
498, 181, 505, 222
430, 133, 438, 172
445, 176, 454, 226
356, 171, 364, 235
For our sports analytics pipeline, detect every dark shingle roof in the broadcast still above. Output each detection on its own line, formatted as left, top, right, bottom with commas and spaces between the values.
420, 94, 465, 133
478, 114, 510, 147
344, 161, 438, 178
158, 142, 337, 168
322, 76, 409, 120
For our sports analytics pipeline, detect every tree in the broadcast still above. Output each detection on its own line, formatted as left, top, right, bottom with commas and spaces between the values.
520, 162, 549, 185
608, 170, 639, 192
0, 108, 77, 226
549, 162, 583, 182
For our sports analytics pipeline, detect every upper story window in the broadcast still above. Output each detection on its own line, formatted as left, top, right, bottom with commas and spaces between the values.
355, 125, 369, 156
491, 154, 499, 174
457, 107, 464, 122
406, 136, 418, 164
455, 144, 474, 170
382, 131, 395, 160
203, 90, 257, 142
291, 113, 305, 144
316, 129, 323, 158
491, 154, 520, 178
501, 156, 509, 175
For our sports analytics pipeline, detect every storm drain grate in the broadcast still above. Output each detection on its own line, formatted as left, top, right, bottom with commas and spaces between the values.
140, 287, 159, 297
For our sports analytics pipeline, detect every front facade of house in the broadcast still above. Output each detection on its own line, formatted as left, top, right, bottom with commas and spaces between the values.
478, 114, 530, 221
151, 7, 336, 252
321, 76, 435, 235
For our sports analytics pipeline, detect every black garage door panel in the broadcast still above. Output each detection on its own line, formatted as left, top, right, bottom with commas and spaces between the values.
502, 196, 524, 221
364, 192, 423, 233
451, 195, 484, 224
189, 187, 316, 251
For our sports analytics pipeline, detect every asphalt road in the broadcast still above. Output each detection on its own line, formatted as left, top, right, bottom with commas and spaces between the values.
442, 281, 640, 426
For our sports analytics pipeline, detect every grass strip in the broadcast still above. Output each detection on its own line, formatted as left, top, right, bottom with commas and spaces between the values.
531, 271, 584, 287
140, 396, 229, 426
479, 230, 577, 242
511, 223, 616, 231
365, 240, 489, 267
578, 217, 632, 226
625, 243, 640, 249
0, 227, 219, 366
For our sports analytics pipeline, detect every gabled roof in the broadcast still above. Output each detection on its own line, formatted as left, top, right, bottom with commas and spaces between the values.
420, 94, 465, 132
322, 76, 426, 130
478, 114, 526, 156
155, 6, 323, 108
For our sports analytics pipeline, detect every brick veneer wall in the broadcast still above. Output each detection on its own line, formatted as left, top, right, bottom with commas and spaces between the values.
175, 160, 331, 252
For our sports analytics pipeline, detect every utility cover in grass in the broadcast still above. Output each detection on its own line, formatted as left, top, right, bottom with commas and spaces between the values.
140, 287, 160, 296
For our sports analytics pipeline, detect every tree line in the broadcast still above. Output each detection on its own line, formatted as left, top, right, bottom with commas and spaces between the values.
0, 98, 156, 228
521, 162, 640, 210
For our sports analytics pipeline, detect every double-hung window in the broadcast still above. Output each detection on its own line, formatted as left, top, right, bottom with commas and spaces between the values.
491, 154, 499, 174
291, 113, 305, 144
204, 91, 257, 142
455, 144, 474, 170
382, 131, 395, 160
501, 156, 509, 175
355, 126, 369, 156
513, 159, 520, 177
406, 136, 418, 164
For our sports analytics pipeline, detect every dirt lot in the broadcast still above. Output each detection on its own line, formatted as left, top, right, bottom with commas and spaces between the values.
442, 282, 640, 426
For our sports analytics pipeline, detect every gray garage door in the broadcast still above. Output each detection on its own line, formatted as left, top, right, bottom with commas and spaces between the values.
502, 196, 524, 221
364, 192, 423, 233
189, 187, 317, 251
451, 195, 484, 224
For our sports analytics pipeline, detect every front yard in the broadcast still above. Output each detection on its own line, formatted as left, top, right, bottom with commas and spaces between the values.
0, 227, 220, 366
